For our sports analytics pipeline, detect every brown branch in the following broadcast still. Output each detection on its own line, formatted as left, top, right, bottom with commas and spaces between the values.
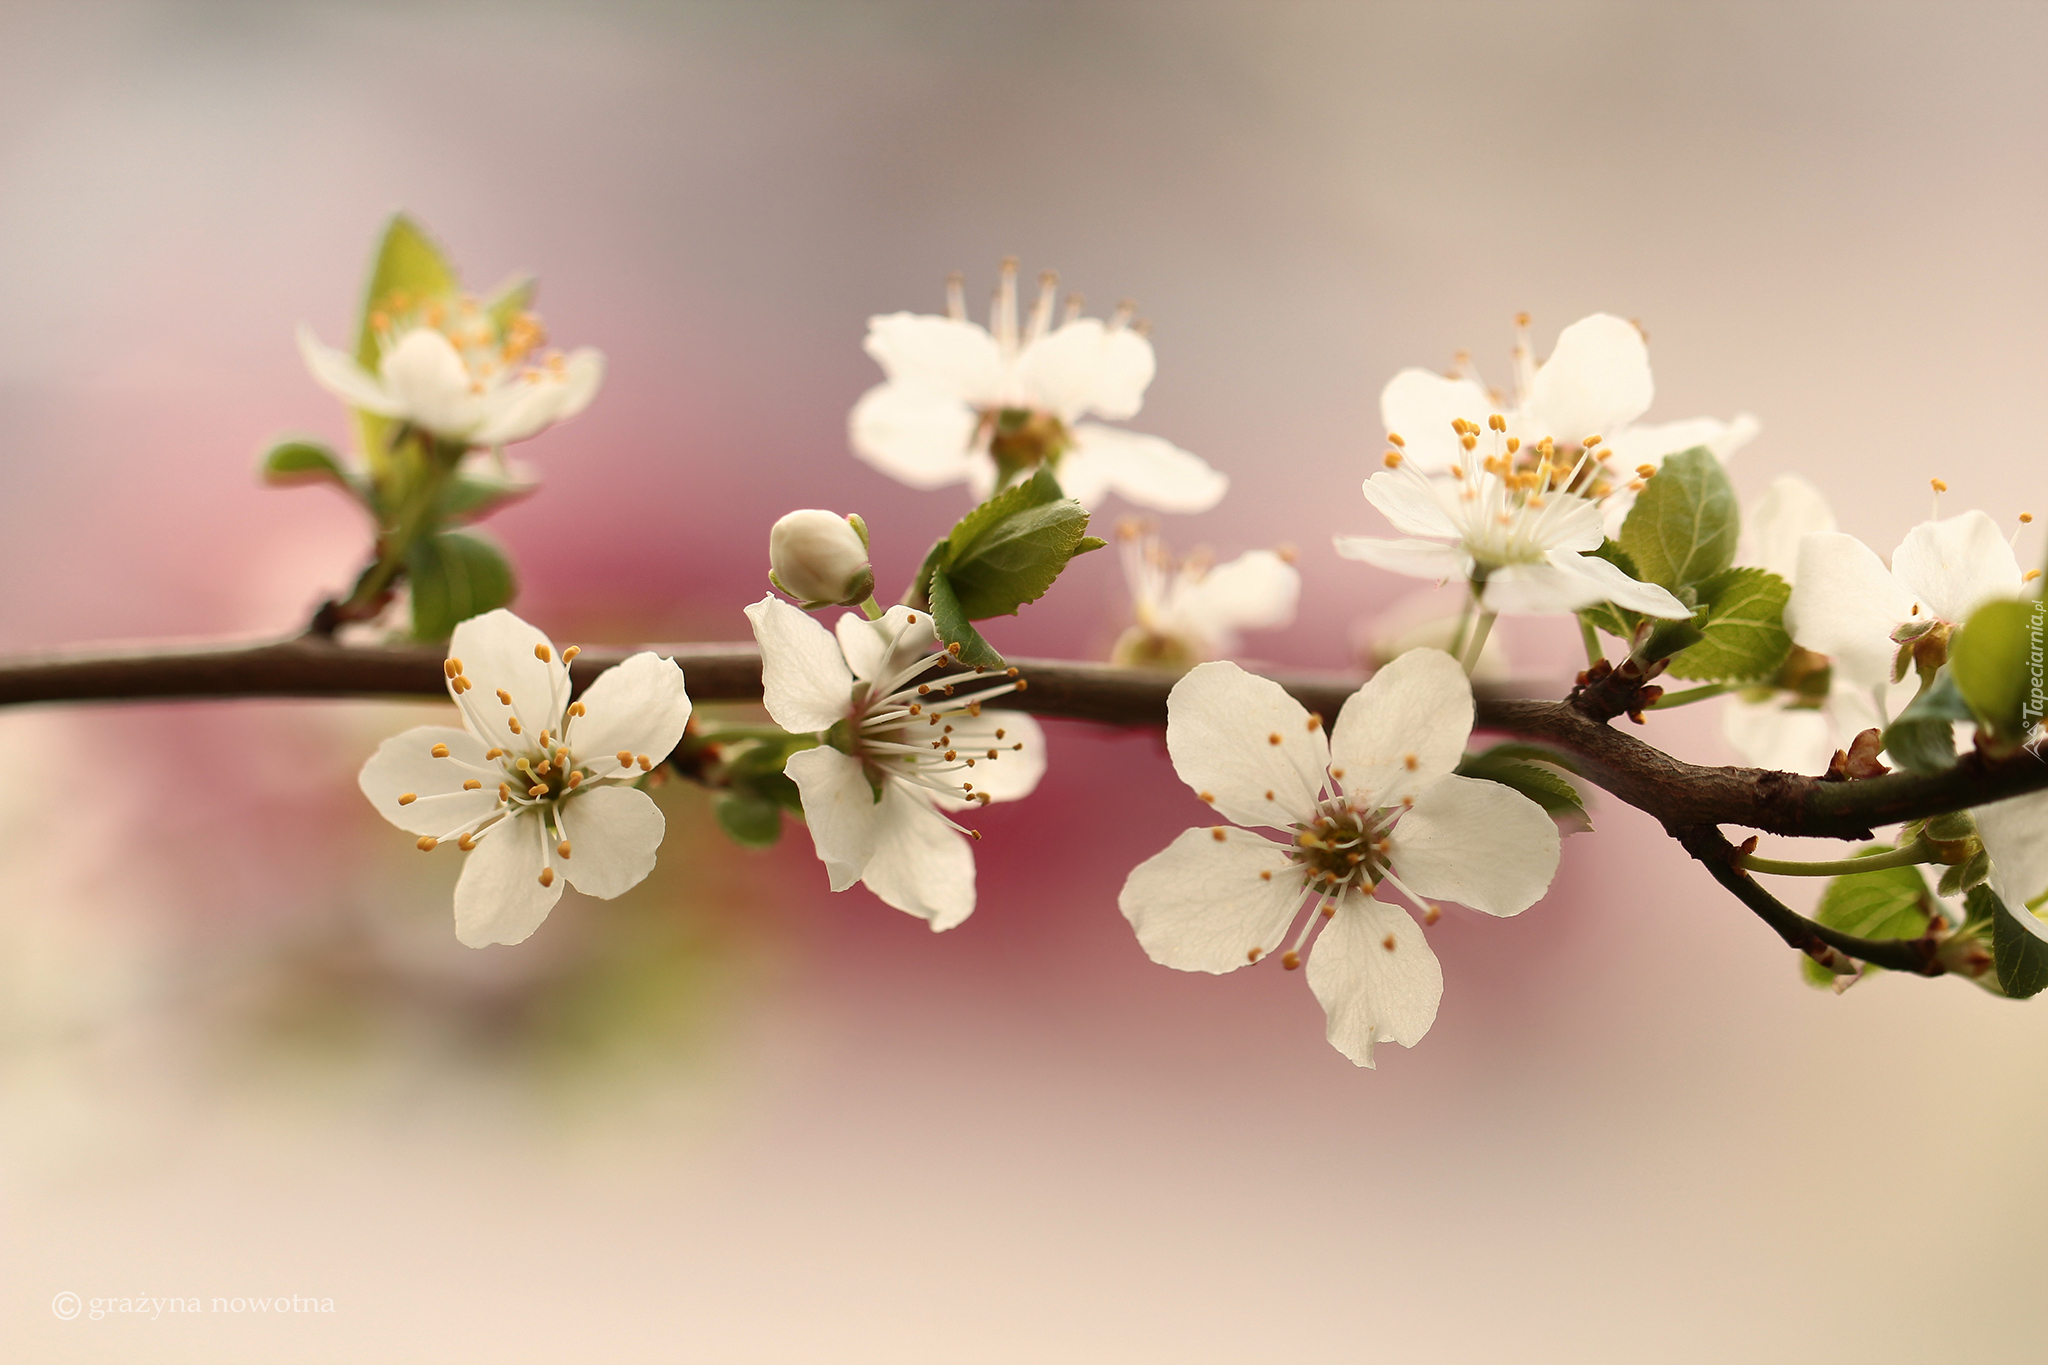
0, 634, 2041, 847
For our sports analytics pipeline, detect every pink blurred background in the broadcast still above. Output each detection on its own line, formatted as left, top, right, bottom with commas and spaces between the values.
3, 3, 2046, 1361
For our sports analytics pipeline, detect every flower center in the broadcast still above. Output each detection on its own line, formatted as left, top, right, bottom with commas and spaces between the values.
367, 288, 554, 389
1288, 797, 1396, 897
982, 407, 1071, 485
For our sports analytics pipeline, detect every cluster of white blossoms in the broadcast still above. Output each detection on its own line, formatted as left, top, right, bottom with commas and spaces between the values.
1119, 652, 1561, 1066
1110, 521, 1301, 668
300, 292, 604, 450
359, 610, 691, 947
849, 259, 1227, 514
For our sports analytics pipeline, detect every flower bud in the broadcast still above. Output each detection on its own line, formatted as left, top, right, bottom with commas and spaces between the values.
769, 509, 874, 607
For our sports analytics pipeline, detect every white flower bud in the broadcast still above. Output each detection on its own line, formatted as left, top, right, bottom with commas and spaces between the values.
769, 509, 874, 607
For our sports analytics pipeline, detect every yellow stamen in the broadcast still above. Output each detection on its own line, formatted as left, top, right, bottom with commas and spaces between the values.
397, 792, 417, 806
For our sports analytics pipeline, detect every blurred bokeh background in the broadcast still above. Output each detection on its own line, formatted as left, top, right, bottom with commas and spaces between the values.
3, 2, 2045, 1360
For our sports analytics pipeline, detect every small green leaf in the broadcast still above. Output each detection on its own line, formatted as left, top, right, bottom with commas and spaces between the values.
926, 568, 1005, 669
1618, 447, 1739, 594
260, 438, 357, 495
1800, 850, 1934, 987
1667, 567, 1793, 683
1981, 884, 2048, 999
436, 461, 538, 524
406, 529, 517, 641
714, 790, 785, 848
1950, 598, 2041, 744
353, 214, 460, 468
1454, 745, 1591, 834
942, 466, 1101, 619
1881, 671, 1973, 775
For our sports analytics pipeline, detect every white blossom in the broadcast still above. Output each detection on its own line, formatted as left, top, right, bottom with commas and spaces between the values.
1118, 652, 1561, 1067
1110, 522, 1299, 668
1335, 421, 1690, 619
745, 595, 1046, 929
1976, 790, 2048, 941
769, 509, 874, 606
299, 293, 604, 448
847, 259, 1226, 513
1374, 312, 1757, 535
359, 610, 692, 947
1357, 591, 1512, 685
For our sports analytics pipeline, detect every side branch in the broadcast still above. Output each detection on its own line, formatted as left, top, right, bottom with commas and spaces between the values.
0, 635, 2041, 839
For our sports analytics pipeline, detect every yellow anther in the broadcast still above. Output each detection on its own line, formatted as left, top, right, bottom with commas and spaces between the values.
485, 748, 502, 760
567, 771, 584, 787
1583, 434, 1602, 448
535, 762, 551, 776
1506, 436, 1520, 454
508, 718, 522, 734
1381, 934, 1397, 952
637, 754, 652, 770
1321, 903, 1336, 919
497, 689, 512, 705
1259, 870, 1273, 882
397, 792, 417, 806
457, 834, 476, 851
1384, 450, 1403, 468
568, 702, 586, 717
448, 657, 462, 674
528, 784, 547, 798
1247, 947, 1263, 963
534, 643, 552, 662
1387, 432, 1406, 447
463, 779, 482, 791
2028, 569, 2043, 583
442, 659, 458, 679
1268, 732, 1283, 745
1931, 477, 1949, 493
557, 840, 572, 858
1199, 791, 1216, 804
1424, 905, 1441, 925
1460, 433, 1477, 451
498, 783, 511, 801
1636, 464, 1657, 478
562, 645, 581, 662
906, 613, 919, 624
1306, 713, 1322, 730
431, 743, 450, 758
416, 836, 438, 852
1488, 413, 1506, 432
1282, 951, 1301, 971
1449, 464, 1464, 479
554, 747, 569, 764
1212, 828, 1228, 842
616, 750, 634, 766
538, 867, 555, 888
1403, 753, 1418, 770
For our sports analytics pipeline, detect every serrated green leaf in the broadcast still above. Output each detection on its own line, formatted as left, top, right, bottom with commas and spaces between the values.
1618, 447, 1739, 594
1800, 849, 1934, 988
1881, 671, 1973, 775
353, 214, 460, 470
942, 466, 1099, 619
260, 438, 358, 495
1950, 598, 2041, 744
714, 790, 785, 848
1455, 745, 1590, 834
1667, 566, 1793, 683
406, 529, 517, 641
926, 568, 1005, 668
1980, 884, 2048, 999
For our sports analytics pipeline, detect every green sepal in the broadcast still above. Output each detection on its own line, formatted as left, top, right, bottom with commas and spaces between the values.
1881, 671, 1973, 775
406, 528, 517, 641
1666, 567, 1794, 683
260, 438, 360, 497
927, 569, 1005, 669
1799, 849, 1935, 988
1980, 884, 2048, 999
1454, 744, 1591, 834
1949, 598, 2041, 744
1617, 447, 1740, 595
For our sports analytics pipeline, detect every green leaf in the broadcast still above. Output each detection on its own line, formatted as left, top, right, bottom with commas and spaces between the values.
1617, 447, 1739, 594
926, 568, 1006, 669
435, 461, 538, 524
1667, 567, 1793, 683
1981, 884, 2048, 999
1801, 850, 1935, 987
406, 529, 517, 641
260, 438, 358, 495
1454, 745, 1591, 834
1578, 540, 1646, 641
353, 214, 460, 468
1881, 671, 1973, 775
941, 466, 1101, 619
714, 790, 785, 848
1950, 598, 2041, 744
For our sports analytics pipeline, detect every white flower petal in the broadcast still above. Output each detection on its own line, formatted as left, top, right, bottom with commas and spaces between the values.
1977, 788, 2048, 941
569, 652, 693, 770
1330, 648, 1473, 803
1304, 892, 1442, 1068
1390, 774, 1560, 916
378, 327, 484, 439
745, 595, 854, 734
1524, 313, 1654, 446
1785, 533, 1917, 688
1743, 475, 1835, 582
450, 609, 570, 744
785, 744, 879, 892
358, 725, 502, 835
1359, 466, 1460, 539
862, 313, 1005, 405
473, 349, 607, 446
1065, 424, 1227, 514
1165, 661, 1329, 828
1017, 319, 1156, 421
1184, 550, 1300, 633
1601, 412, 1759, 470
1119, 826, 1303, 973
1536, 550, 1692, 619
453, 810, 563, 948
860, 783, 976, 930
1890, 511, 2022, 625
928, 710, 1046, 806
1720, 698, 1835, 774
835, 605, 936, 685
1379, 369, 1493, 472
1332, 535, 1468, 582
848, 382, 980, 490
296, 324, 404, 416
559, 784, 665, 900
